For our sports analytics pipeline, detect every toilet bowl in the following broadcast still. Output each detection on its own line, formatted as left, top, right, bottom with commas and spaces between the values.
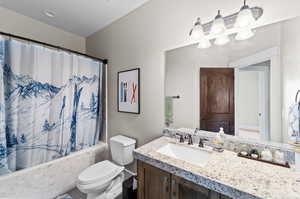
77, 160, 124, 199
77, 135, 136, 199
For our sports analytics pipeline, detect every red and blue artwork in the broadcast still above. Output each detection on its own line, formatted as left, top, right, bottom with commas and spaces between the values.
118, 68, 140, 114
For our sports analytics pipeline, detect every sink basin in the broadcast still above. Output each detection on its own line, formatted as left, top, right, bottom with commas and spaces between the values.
156, 143, 212, 166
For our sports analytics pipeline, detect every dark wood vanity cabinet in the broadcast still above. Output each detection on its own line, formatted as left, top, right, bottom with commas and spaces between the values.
137, 160, 171, 199
171, 175, 210, 199
137, 161, 231, 199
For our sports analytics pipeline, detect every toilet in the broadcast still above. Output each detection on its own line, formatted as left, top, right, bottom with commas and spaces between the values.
77, 135, 136, 199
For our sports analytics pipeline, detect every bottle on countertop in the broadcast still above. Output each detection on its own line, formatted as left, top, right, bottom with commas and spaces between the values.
212, 128, 224, 152
219, 127, 225, 135
261, 148, 273, 162
273, 150, 285, 164
216, 128, 224, 144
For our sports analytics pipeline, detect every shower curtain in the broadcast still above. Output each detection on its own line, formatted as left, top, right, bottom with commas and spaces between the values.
0, 37, 105, 173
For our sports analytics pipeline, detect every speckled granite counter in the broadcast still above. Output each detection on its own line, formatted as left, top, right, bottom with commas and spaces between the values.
133, 136, 300, 199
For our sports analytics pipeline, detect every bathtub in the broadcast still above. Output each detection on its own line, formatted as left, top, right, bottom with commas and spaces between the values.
0, 142, 108, 199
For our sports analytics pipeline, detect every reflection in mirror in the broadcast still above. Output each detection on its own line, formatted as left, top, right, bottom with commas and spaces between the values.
165, 16, 300, 144
236, 61, 270, 141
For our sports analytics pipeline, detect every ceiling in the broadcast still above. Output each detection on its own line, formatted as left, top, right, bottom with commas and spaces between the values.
0, 0, 149, 37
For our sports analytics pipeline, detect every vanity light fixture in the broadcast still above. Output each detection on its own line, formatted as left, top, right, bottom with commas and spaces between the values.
190, 18, 211, 48
190, 18, 205, 40
235, 0, 256, 41
235, 0, 256, 29
210, 10, 227, 36
189, 0, 263, 49
197, 37, 211, 49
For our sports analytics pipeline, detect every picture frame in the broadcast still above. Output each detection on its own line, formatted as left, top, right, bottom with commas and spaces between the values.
117, 68, 140, 114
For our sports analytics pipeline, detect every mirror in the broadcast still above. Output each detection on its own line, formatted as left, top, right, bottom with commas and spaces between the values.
165, 16, 300, 144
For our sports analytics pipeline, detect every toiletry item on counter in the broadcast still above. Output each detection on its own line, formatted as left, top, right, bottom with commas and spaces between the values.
239, 144, 250, 156
273, 151, 285, 165
211, 128, 225, 152
261, 149, 273, 162
213, 128, 224, 145
219, 127, 225, 136
215, 133, 222, 144
251, 154, 259, 159
296, 149, 300, 172
249, 149, 259, 159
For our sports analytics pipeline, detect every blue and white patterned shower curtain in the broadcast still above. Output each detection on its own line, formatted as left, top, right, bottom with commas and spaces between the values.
0, 37, 104, 174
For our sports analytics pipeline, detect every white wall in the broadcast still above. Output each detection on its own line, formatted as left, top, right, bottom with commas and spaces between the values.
0, 7, 86, 53
86, 0, 300, 146
239, 71, 260, 128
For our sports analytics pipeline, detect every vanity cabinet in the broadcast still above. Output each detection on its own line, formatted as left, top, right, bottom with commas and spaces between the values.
137, 160, 171, 199
137, 161, 231, 199
171, 175, 210, 199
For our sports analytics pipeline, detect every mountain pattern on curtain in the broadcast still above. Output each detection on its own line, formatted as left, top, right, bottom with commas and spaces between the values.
0, 38, 104, 175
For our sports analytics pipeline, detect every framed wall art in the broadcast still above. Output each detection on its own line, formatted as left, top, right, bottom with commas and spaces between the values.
117, 68, 140, 114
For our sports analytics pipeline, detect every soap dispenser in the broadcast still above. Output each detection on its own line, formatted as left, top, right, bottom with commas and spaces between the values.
216, 128, 224, 144
219, 127, 225, 135
212, 128, 224, 152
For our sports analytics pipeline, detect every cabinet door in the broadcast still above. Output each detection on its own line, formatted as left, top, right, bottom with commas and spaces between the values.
171, 175, 210, 199
138, 161, 171, 199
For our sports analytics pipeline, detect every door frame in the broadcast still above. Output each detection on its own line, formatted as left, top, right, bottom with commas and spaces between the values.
229, 47, 280, 141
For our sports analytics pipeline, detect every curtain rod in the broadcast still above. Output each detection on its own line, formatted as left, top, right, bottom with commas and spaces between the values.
0, 31, 108, 64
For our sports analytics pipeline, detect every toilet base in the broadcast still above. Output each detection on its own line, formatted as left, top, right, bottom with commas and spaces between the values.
86, 172, 124, 199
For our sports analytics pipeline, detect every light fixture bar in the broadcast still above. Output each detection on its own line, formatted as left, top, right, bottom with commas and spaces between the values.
189, 7, 263, 36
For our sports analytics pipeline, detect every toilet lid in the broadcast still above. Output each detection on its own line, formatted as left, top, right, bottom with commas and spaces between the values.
78, 160, 124, 185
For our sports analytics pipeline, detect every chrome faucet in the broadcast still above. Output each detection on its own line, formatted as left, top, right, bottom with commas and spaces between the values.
187, 134, 193, 145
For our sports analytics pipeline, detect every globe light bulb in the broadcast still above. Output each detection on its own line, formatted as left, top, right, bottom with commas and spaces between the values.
210, 10, 227, 36
235, 0, 255, 29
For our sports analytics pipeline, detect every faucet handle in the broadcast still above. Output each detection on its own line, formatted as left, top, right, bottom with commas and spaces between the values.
187, 134, 193, 145
199, 138, 208, 148
175, 133, 184, 143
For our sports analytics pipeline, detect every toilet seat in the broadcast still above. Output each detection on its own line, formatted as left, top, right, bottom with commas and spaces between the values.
78, 160, 124, 186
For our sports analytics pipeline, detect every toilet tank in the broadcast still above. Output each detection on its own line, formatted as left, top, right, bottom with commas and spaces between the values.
110, 135, 136, 166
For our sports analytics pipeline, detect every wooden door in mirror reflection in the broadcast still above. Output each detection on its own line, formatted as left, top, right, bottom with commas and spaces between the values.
200, 68, 234, 135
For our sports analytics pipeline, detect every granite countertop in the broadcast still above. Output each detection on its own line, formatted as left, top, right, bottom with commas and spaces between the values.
133, 136, 300, 199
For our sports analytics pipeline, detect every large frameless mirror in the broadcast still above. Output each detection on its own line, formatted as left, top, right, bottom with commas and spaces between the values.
165, 16, 300, 144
